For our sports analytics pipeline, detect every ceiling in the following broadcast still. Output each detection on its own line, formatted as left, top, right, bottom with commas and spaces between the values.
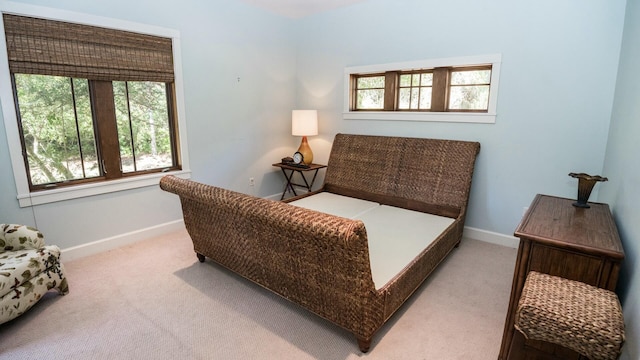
237, 0, 369, 18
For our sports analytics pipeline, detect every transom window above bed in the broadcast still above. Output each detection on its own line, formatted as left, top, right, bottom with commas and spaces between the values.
344, 54, 501, 123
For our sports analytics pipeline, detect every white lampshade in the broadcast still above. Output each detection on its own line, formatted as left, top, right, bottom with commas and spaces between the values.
291, 110, 318, 136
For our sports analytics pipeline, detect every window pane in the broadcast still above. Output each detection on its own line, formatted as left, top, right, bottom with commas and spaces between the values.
357, 76, 384, 89
399, 74, 412, 87
72, 78, 99, 178
14, 74, 98, 185
419, 88, 432, 109
451, 69, 491, 85
420, 73, 433, 86
114, 81, 173, 172
410, 88, 420, 109
398, 72, 432, 110
113, 81, 135, 172
449, 85, 490, 110
356, 89, 384, 109
398, 88, 411, 109
412, 74, 420, 86
129, 82, 172, 171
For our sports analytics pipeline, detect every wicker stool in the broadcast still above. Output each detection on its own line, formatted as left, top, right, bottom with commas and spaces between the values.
514, 271, 625, 360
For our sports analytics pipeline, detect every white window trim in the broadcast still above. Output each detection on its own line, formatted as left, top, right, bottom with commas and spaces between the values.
0, 1, 191, 208
343, 54, 502, 124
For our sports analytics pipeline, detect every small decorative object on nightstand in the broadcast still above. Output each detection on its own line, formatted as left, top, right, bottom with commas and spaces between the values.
569, 172, 608, 208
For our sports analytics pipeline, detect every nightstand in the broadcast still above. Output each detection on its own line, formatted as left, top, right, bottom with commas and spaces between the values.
272, 163, 327, 200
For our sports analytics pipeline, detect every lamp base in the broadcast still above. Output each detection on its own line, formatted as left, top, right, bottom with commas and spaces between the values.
297, 136, 313, 165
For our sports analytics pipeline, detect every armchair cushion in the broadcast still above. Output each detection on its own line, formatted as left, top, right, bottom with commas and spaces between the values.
1, 224, 45, 252
0, 245, 64, 297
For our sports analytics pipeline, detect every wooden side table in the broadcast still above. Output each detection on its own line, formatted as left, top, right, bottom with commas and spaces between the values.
272, 163, 327, 200
498, 194, 624, 360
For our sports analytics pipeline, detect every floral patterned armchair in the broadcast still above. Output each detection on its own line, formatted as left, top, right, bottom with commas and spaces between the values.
0, 224, 68, 325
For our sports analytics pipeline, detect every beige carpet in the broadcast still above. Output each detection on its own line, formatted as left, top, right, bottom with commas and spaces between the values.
0, 229, 517, 359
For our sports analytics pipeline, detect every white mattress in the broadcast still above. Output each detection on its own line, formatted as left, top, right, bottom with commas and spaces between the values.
289, 192, 378, 219
359, 205, 454, 289
289, 193, 454, 289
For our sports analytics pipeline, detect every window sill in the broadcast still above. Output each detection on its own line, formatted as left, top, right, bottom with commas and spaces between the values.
343, 111, 496, 124
17, 170, 191, 207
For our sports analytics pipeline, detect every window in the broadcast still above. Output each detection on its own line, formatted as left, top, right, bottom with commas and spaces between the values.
5, 14, 180, 191
352, 66, 492, 112
113, 81, 175, 174
398, 71, 433, 110
354, 75, 385, 110
13, 75, 178, 190
14, 75, 98, 186
448, 67, 492, 111
344, 54, 501, 123
0, 5, 190, 207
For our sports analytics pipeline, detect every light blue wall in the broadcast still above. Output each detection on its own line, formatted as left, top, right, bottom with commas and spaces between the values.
0, 0, 636, 357
1, 0, 626, 246
0, 0, 298, 249
294, 0, 627, 236
600, 0, 640, 358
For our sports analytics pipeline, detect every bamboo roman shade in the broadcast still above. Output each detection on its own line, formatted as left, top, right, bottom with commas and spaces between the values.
3, 14, 174, 82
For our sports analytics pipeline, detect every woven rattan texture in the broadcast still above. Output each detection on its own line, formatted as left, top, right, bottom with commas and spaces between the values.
160, 134, 480, 350
3, 14, 174, 82
324, 134, 480, 212
514, 271, 625, 360
160, 176, 385, 340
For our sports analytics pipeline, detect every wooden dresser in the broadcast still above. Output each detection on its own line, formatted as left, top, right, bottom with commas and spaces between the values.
498, 194, 625, 360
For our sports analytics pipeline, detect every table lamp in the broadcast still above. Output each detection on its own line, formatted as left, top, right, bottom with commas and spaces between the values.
292, 110, 318, 165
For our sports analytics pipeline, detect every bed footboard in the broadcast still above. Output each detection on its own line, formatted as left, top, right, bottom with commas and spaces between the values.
160, 175, 385, 347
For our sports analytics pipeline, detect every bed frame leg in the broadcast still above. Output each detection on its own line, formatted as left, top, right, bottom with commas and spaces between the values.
357, 337, 371, 353
196, 253, 205, 262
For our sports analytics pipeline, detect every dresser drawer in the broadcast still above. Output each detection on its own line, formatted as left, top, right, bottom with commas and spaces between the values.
528, 243, 619, 290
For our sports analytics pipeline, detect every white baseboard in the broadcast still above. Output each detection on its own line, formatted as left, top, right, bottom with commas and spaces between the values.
61, 219, 185, 262
264, 193, 282, 201
60, 220, 517, 262
463, 226, 519, 248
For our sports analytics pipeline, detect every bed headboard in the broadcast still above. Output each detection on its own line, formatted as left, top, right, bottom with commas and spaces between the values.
323, 133, 480, 218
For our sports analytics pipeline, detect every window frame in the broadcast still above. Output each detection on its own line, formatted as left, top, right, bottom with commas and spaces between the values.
0, 2, 191, 207
343, 54, 502, 123
396, 70, 434, 111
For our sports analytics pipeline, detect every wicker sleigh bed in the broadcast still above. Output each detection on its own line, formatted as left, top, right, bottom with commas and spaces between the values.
160, 133, 480, 352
